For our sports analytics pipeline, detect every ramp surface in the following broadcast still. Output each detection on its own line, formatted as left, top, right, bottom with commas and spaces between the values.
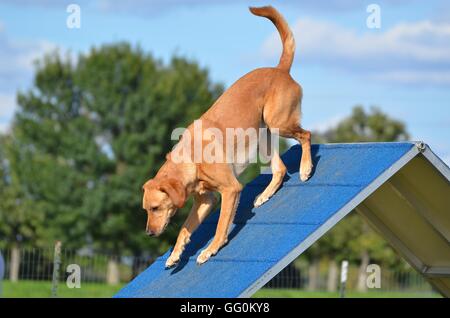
115, 142, 450, 298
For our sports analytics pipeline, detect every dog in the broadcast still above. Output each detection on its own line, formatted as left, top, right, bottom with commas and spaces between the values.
142, 6, 313, 267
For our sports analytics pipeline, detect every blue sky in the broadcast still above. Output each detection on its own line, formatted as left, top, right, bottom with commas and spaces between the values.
0, 0, 449, 163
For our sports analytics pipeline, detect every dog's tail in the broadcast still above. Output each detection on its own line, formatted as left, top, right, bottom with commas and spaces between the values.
249, 6, 295, 72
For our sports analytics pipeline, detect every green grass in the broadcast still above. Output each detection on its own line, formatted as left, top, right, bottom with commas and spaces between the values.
253, 289, 441, 298
0, 281, 440, 298
2, 281, 124, 298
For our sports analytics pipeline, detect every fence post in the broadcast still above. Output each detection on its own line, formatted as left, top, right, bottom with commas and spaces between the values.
0, 250, 4, 297
327, 260, 339, 292
9, 245, 20, 282
51, 241, 62, 298
106, 255, 120, 285
339, 260, 348, 298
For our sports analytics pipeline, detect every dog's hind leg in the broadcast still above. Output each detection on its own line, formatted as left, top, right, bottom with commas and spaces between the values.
165, 192, 217, 268
279, 126, 312, 182
293, 127, 312, 181
254, 148, 286, 208
263, 81, 313, 181
281, 126, 313, 181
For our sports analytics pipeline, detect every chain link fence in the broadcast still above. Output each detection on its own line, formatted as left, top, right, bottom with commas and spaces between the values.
0, 245, 155, 297
0, 245, 439, 297
1, 247, 153, 283
265, 260, 437, 295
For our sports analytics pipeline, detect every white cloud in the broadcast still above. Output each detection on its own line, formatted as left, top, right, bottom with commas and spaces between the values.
0, 93, 16, 133
371, 71, 450, 85
0, 28, 56, 88
0, 21, 57, 132
0, 93, 16, 117
0, 0, 425, 17
0, 121, 10, 133
261, 18, 450, 85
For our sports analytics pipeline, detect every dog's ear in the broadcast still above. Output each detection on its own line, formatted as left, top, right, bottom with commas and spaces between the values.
158, 178, 186, 208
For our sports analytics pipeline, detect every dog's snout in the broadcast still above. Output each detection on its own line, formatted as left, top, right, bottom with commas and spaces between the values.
146, 227, 155, 237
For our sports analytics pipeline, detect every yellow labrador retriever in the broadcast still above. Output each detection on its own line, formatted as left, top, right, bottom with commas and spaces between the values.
142, 6, 312, 267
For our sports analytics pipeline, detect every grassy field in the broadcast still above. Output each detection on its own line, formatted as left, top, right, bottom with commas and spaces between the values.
0, 281, 440, 298
253, 288, 441, 298
2, 281, 124, 298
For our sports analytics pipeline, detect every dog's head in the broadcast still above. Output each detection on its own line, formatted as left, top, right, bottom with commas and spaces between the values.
142, 178, 186, 237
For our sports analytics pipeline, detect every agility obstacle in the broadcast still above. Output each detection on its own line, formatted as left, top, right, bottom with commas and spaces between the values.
115, 142, 450, 298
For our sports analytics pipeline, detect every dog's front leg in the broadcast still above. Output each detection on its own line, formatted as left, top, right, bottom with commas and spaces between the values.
196, 185, 242, 265
165, 192, 216, 268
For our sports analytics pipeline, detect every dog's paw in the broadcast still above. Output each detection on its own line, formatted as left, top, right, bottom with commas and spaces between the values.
165, 254, 180, 268
300, 162, 313, 182
254, 193, 269, 208
196, 249, 214, 265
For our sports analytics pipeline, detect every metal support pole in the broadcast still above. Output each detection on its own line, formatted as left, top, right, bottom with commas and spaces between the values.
339, 260, 348, 298
51, 241, 62, 298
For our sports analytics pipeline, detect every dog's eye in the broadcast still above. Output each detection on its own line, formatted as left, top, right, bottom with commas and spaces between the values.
151, 206, 158, 212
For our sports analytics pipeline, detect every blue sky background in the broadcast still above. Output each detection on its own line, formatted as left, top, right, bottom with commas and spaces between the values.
0, 0, 449, 163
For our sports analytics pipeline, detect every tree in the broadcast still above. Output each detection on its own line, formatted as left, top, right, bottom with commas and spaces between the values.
10, 43, 224, 266
306, 105, 410, 291
0, 135, 46, 281
313, 106, 409, 143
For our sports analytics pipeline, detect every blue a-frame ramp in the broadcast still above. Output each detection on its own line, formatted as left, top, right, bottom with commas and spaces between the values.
116, 142, 450, 298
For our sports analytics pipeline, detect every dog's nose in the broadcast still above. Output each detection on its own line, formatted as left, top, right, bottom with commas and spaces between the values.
146, 229, 155, 237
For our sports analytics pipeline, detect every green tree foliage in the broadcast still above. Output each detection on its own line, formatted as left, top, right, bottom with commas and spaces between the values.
0, 135, 45, 249
313, 106, 409, 143
307, 105, 410, 268
8, 43, 224, 256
